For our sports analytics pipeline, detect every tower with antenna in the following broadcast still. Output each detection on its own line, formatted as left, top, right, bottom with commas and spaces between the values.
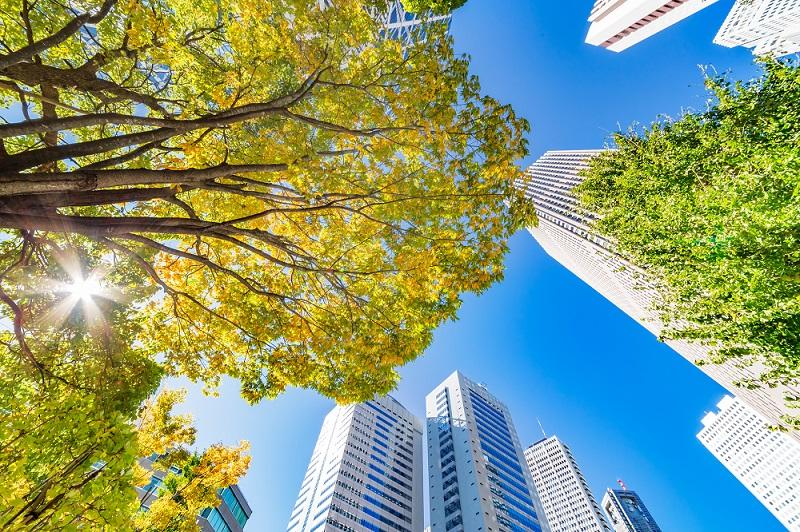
601, 484, 661, 532
525, 436, 611, 531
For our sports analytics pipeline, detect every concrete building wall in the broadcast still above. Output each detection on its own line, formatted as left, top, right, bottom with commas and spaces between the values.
586, 0, 719, 52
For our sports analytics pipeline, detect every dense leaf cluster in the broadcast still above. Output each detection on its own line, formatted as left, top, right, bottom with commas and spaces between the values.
577, 59, 800, 423
0, 0, 528, 525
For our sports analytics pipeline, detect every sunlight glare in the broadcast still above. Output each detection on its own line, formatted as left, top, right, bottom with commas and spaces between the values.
66, 275, 103, 301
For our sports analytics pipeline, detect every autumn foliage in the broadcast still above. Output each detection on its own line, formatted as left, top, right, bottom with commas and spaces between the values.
0, 0, 530, 526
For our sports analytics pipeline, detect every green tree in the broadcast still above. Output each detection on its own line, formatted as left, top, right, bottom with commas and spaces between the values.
401, 0, 467, 15
576, 59, 800, 424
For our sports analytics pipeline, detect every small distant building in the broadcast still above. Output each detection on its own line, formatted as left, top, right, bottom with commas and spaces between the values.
714, 0, 800, 56
601, 488, 661, 532
137, 454, 252, 532
318, 0, 452, 45
585, 0, 719, 52
525, 436, 611, 532
698, 395, 800, 530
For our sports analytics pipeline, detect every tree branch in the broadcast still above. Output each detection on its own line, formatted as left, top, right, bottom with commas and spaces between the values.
0, 163, 288, 195
0, 0, 118, 70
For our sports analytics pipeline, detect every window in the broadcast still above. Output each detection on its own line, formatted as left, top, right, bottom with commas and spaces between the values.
202, 508, 232, 532
220, 488, 249, 528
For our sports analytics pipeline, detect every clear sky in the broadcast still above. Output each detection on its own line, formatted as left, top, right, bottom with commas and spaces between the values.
175, 1, 786, 530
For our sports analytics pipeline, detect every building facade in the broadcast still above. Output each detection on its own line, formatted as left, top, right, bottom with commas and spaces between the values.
137, 454, 252, 532
698, 395, 800, 530
514, 150, 800, 439
427, 371, 550, 532
525, 436, 610, 532
601, 489, 661, 532
318, 0, 452, 45
287, 395, 424, 532
585, 0, 718, 52
714, 0, 800, 56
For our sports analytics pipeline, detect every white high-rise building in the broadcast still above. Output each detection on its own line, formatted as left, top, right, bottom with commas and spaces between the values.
514, 150, 800, 440
427, 371, 550, 532
714, 0, 800, 56
319, 0, 452, 45
524, 436, 611, 532
287, 395, 423, 532
698, 395, 800, 531
585, 0, 719, 52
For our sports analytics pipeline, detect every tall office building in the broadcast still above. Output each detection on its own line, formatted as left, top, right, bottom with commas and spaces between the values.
318, 0, 452, 45
714, 0, 800, 56
287, 395, 424, 532
585, 0, 718, 52
137, 454, 252, 532
514, 150, 800, 440
698, 395, 800, 530
524, 436, 611, 532
427, 371, 550, 532
601, 488, 661, 532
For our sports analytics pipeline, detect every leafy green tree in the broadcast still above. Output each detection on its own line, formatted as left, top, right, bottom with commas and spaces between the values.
401, 0, 467, 15
576, 59, 800, 422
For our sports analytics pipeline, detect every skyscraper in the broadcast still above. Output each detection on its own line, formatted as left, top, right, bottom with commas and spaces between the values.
318, 0, 452, 45
514, 150, 800, 439
698, 395, 800, 530
137, 454, 252, 532
585, 0, 718, 52
287, 395, 424, 532
427, 371, 550, 532
601, 488, 661, 532
714, 0, 800, 56
525, 436, 611, 532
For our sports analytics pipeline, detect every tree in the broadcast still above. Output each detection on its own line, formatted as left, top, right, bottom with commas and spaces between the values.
0, 237, 163, 528
1, 377, 250, 529
1, 0, 528, 523
0, 0, 531, 404
576, 59, 800, 423
133, 391, 251, 532
401, 0, 467, 15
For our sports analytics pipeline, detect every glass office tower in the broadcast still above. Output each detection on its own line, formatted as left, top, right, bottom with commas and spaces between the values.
698, 395, 800, 530
601, 488, 661, 532
317, 0, 452, 45
515, 150, 800, 440
287, 395, 423, 532
714, 0, 800, 56
427, 371, 549, 532
137, 454, 252, 532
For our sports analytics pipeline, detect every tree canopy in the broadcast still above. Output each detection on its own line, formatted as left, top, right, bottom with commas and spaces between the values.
0, 0, 529, 526
577, 59, 800, 422
401, 0, 467, 15
0, 0, 530, 402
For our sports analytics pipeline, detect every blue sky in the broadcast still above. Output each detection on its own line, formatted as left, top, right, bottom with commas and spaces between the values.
175, 1, 785, 530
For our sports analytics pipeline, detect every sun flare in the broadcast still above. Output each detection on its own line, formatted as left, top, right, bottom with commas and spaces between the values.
65, 275, 104, 301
